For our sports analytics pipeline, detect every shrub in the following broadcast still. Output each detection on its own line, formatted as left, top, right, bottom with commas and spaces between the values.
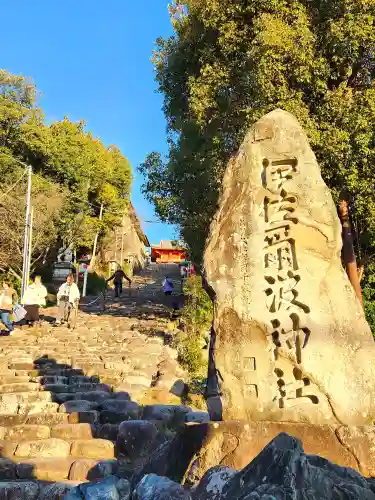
175, 332, 206, 375
183, 275, 213, 333
86, 271, 106, 295
362, 266, 375, 338
174, 275, 213, 374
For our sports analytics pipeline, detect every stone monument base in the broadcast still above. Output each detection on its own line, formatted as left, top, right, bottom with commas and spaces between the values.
137, 421, 375, 484
185, 421, 375, 481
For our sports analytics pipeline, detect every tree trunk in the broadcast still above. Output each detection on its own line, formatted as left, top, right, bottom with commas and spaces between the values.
339, 200, 363, 307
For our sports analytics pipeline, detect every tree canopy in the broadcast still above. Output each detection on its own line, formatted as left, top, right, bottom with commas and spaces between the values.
140, 0, 375, 267
0, 69, 132, 278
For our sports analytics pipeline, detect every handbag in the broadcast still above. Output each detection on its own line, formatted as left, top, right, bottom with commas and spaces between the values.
13, 303, 27, 323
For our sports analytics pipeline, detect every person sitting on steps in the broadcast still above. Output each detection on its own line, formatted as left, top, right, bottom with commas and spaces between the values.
107, 266, 132, 298
22, 275, 48, 327
55, 274, 80, 326
0, 281, 18, 334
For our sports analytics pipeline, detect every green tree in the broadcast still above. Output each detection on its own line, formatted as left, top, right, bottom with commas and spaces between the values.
140, 0, 375, 268
0, 69, 133, 277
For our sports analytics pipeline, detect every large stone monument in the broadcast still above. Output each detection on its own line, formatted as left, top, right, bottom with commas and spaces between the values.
203, 109, 375, 426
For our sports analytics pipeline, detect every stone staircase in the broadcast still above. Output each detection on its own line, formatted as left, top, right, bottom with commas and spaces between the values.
0, 265, 204, 498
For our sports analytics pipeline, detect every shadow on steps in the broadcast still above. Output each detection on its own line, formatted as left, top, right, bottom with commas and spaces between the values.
0, 352, 204, 499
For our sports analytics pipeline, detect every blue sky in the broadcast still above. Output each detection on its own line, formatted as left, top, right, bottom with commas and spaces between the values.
1, 0, 176, 245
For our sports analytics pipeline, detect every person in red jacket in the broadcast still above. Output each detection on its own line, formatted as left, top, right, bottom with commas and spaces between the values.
107, 267, 132, 298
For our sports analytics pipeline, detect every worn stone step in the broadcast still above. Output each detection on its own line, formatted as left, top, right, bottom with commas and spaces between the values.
103, 360, 131, 371
0, 360, 10, 371
0, 480, 40, 499
70, 373, 100, 382
0, 376, 31, 384
67, 411, 99, 424
3, 424, 51, 441
113, 383, 149, 400
25, 412, 69, 426
72, 363, 105, 373
69, 383, 111, 393
0, 457, 16, 479
18, 401, 60, 415
15, 457, 74, 481
31, 368, 83, 377
97, 424, 120, 441
72, 356, 102, 364
9, 362, 35, 370
50, 423, 94, 440
99, 375, 124, 386
22, 369, 40, 377
30, 375, 68, 384
70, 439, 115, 459
0, 440, 20, 457
0, 414, 28, 426
71, 390, 112, 402
0, 456, 118, 482
120, 375, 152, 387
0, 371, 16, 379
13, 438, 71, 458
0, 382, 41, 393
42, 383, 71, 393
49, 392, 75, 404
39, 481, 87, 500
0, 393, 54, 415
59, 400, 100, 413
0, 391, 52, 405
68, 458, 117, 481
99, 354, 128, 361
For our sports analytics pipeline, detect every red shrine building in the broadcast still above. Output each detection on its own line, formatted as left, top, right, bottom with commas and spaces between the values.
151, 240, 187, 264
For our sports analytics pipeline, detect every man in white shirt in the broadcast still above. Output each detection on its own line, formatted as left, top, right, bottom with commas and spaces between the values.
55, 274, 80, 326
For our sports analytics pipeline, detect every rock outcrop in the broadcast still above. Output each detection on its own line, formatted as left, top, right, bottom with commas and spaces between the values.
136, 420, 375, 484
203, 109, 375, 425
103, 202, 150, 271
192, 433, 375, 500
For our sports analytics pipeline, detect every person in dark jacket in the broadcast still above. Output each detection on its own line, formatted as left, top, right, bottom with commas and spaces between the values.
107, 267, 132, 298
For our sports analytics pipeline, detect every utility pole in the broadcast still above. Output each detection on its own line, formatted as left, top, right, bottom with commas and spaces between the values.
91, 203, 103, 269
21, 166, 32, 299
120, 213, 125, 268
114, 229, 118, 264
74, 248, 79, 283
26, 207, 34, 287
82, 267, 88, 297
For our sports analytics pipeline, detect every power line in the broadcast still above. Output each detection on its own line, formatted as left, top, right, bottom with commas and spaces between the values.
144, 220, 168, 224
0, 168, 28, 202
0, 152, 30, 169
